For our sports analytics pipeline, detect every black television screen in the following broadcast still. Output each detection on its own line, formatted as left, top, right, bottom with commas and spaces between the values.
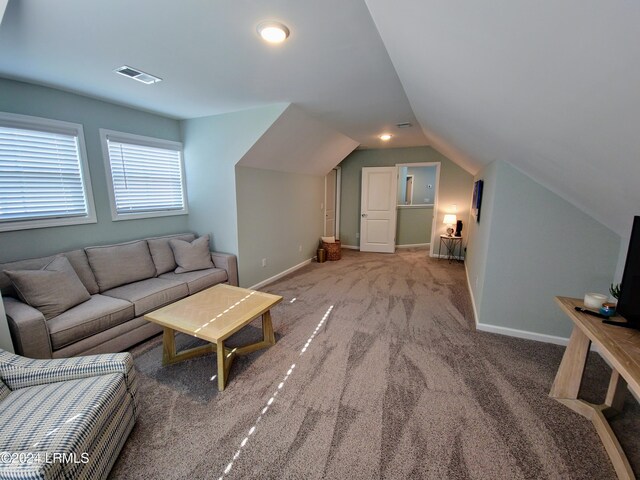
617, 216, 640, 327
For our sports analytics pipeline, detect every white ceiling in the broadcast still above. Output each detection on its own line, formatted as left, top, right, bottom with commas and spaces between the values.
2, 1, 639, 235
0, 0, 426, 149
365, 0, 640, 236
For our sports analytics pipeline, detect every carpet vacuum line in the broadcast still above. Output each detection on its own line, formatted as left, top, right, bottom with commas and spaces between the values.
217, 303, 335, 479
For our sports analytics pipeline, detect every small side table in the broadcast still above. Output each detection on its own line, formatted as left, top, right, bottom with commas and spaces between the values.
438, 235, 462, 262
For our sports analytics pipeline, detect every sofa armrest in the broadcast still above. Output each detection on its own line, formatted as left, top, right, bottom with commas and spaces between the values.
211, 251, 238, 286
0, 350, 139, 413
3, 296, 52, 359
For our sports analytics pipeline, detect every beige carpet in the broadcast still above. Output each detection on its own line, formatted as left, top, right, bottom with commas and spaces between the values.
110, 249, 639, 479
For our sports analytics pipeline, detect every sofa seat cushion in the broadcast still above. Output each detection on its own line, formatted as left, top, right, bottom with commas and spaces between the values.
47, 295, 135, 351
159, 268, 228, 295
103, 278, 188, 317
0, 373, 135, 479
86, 240, 157, 292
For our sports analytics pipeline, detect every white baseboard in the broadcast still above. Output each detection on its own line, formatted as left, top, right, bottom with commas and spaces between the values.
396, 243, 430, 249
464, 263, 480, 327
475, 322, 570, 346
342, 244, 431, 251
249, 258, 313, 290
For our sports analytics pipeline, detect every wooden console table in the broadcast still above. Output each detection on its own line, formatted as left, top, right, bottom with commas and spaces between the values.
550, 296, 640, 479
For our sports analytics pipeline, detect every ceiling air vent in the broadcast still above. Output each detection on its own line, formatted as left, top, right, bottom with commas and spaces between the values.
396, 122, 413, 128
114, 66, 162, 85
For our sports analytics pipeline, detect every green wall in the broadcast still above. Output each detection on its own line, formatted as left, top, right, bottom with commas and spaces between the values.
396, 207, 433, 245
0, 78, 187, 262
464, 161, 498, 320
466, 160, 620, 339
180, 104, 287, 255
338, 146, 473, 249
235, 166, 324, 288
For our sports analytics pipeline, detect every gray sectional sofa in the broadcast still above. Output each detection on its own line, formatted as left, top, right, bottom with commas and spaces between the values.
0, 233, 238, 359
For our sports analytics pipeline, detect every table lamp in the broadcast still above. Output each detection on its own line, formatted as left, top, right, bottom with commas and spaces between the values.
443, 214, 457, 236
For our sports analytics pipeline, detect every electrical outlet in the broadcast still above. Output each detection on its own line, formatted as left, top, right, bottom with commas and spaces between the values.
356, 232, 360, 239
262, 258, 267, 267
298, 245, 302, 252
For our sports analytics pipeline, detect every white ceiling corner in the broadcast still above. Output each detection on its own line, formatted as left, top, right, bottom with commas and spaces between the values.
237, 104, 359, 176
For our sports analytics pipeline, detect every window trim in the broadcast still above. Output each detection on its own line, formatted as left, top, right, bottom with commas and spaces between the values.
0, 112, 97, 232
99, 129, 188, 221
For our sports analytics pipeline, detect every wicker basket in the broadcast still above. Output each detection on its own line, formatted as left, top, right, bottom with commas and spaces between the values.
322, 239, 341, 261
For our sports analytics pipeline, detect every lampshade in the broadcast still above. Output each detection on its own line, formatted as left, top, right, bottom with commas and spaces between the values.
443, 214, 457, 225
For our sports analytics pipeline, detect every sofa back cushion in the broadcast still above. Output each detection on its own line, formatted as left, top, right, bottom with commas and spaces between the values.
147, 233, 196, 275
4, 256, 91, 320
63, 250, 100, 295
86, 240, 156, 292
170, 235, 214, 273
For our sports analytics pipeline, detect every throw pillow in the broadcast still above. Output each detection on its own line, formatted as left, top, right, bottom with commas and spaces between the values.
4, 256, 91, 320
169, 235, 214, 273
148, 234, 196, 274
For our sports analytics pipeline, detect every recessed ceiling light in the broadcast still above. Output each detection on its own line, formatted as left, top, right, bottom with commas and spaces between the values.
380, 134, 392, 141
257, 21, 290, 44
114, 66, 162, 84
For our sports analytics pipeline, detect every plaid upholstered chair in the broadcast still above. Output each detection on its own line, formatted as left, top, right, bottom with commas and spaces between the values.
0, 349, 138, 480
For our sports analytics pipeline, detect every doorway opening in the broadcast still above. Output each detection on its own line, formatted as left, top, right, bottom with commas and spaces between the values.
324, 167, 341, 238
396, 163, 441, 251
403, 175, 414, 205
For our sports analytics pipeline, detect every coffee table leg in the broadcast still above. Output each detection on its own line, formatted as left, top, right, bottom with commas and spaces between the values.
263, 310, 276, 345
217, 340, 226, 391
162, 327, 177, 365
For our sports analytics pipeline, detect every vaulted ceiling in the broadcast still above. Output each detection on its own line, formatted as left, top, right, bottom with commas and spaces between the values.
1, 0, 639, 235
0, 0, 425, 148
365, 0, 640, 236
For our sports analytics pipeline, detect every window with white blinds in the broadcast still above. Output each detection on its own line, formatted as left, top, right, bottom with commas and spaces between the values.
100, 130, 187, 220
0, 112, 96, 232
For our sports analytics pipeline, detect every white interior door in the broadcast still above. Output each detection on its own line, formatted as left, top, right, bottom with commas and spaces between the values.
360, 167, 397, 253
324, 169, 336, 236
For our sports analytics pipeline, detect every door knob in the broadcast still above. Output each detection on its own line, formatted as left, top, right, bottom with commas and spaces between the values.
361, 213, 368, 217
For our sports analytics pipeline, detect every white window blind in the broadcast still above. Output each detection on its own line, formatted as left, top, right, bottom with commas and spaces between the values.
102, 131, 186, 219
0, 115, 95, 230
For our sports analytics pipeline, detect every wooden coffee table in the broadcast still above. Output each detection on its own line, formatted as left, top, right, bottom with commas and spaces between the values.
144, 284, 282, 391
